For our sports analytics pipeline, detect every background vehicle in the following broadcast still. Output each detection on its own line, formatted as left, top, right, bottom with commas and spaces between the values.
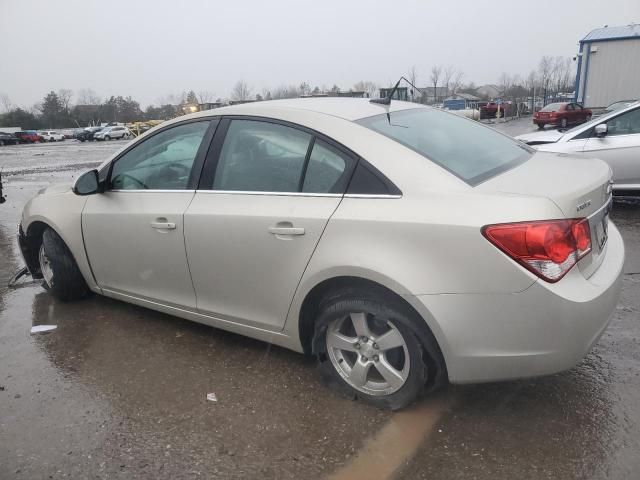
481, 101, 507, 118
18, 99, 623, 410
75, 126, 104, 142
40, 130, 65, 142
533, 102, 592, 129
15, 130, 43, 143
93, 125, 130, 141
0, 131, 20, 146
598, 100, 637, 116
517, 101, 640, 195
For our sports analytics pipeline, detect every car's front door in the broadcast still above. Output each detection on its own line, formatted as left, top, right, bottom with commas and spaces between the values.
583, 106, 640, 189
82, 119, 216, 307
184, 118, 356, 330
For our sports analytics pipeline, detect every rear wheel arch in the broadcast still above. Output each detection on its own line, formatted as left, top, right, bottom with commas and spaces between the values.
298, 275, 448, 389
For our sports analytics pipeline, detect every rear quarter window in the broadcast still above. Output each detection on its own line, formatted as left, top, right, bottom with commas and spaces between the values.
357, 109, 532, 185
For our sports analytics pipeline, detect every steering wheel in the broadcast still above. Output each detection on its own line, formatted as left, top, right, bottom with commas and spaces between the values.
118, 174, 149, 189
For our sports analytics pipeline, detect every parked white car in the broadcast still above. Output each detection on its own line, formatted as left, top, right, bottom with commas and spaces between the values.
40, 130, 65, 142
18, 98, 624, 409
94, 125, 130, 141
517, 101, 640, 195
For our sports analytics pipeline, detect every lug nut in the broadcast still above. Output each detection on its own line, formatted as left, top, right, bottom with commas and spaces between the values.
361, 355, 368, 361
361, 336, 368, 342
373, 355, 379, 362
373, 343, 379, 349
354, 343, 360, 349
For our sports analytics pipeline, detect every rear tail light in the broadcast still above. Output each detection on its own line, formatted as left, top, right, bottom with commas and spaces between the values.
482, 219, 591, 282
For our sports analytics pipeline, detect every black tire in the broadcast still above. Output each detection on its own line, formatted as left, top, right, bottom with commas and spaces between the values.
40, 228, 90, 302
560, 118, 568, 129
49, 137, 55, 142
537, 123, 545, 130
313, 290, 434, 410
105, 135, 111, 141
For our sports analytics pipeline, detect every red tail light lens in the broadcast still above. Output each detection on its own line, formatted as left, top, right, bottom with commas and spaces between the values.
482, 219, 591, 282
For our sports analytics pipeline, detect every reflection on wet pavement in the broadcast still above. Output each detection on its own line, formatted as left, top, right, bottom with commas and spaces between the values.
1, 141, 640, 479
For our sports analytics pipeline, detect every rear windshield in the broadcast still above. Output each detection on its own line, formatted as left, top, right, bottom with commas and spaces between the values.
357, 109, 531, 185
540, 103, 564, 112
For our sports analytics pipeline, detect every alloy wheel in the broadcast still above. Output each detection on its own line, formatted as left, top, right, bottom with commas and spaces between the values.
38, 244, 54, 287
326, 312, 410, 396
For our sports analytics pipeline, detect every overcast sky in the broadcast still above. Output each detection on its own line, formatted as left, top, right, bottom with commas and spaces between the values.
1, 0, 639, 108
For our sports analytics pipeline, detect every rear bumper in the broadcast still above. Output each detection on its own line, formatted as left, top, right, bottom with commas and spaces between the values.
414, 222, 625, 384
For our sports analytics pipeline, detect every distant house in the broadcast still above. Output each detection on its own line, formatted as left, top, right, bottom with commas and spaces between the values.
379, 86, 409, 101
477, 84, 501, 99
443, 93, 481, 110
335, 90, 366, 98
420, 86, 449, 104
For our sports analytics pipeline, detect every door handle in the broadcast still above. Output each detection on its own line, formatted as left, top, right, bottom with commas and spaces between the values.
151, 221, 176, 230
268, 225, 305, 236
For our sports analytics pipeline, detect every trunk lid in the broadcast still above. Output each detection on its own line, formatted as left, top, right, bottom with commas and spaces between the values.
477, 151, 613, 278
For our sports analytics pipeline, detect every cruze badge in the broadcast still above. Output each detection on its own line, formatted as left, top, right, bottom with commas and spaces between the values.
576, 200, 592, 212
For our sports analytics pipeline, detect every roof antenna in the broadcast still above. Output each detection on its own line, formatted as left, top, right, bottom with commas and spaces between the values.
370, 76, 427, 105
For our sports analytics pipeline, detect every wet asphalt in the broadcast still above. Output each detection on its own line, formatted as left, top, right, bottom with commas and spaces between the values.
1, 122, 639, 479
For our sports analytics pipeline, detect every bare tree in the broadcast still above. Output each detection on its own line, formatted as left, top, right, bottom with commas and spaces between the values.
0, 93, 12, 112
443, 65, 455, 97
231, 81, 252, 101
353, 80, 378, 98
407, 66, 418, 101
538, 56, 553, 104
450, 70, 464, 96
430, 65, 442, 104
197, 90, 216, 103
77, 88, 101, 105
57, 89, 73, 111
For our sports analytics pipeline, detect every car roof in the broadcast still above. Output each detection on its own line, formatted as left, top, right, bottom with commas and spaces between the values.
180, 98, 425, 123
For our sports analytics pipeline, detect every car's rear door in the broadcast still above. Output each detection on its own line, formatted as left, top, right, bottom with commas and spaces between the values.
583, 106, 640, 189
82, 118, 217, 308
184, 117, 356, 331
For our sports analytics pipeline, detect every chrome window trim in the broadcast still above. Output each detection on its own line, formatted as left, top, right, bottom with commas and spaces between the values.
107, 190, 403, 199
194, 190, 342, 198
192, 190, 402, 199
109, 189, 197, 193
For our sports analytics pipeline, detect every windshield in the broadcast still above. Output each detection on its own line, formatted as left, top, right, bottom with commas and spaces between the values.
605, 101, 633, 112
357, 108, 532, 185
540, 103, 564, 112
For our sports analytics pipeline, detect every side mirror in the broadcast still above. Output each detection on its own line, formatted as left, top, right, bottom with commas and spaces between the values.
73, 169, 100, 196
595, 123, 608, 138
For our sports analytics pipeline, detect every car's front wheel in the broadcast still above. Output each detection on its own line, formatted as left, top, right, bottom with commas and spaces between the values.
39, 227, 90, 301
560, 118, 568, 128
315, 293, 430, 410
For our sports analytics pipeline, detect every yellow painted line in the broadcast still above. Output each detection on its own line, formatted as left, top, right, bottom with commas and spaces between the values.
327, 392, 454, 480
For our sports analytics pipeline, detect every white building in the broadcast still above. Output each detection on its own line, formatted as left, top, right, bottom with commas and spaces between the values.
574, 24, 640, 108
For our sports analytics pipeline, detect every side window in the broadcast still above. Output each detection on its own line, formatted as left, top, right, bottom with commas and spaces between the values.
110, 121, 210, 190
302, 140, 354, 193
566, 104, 574, 111
607, 108, 640, 136
213, 120, 312, 192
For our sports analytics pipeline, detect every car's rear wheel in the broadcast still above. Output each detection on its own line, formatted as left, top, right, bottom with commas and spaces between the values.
49, 137, 55, 142
314, 293, 430, 410
537, 123, 545, 130
39, 228, 90, 302
105, 135, 111, 141
586, 114, 592, 122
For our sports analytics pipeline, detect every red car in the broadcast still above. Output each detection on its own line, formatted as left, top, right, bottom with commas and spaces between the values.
533, 102, 592, 129
15, 130, 43, 143
480, 101, 508, 118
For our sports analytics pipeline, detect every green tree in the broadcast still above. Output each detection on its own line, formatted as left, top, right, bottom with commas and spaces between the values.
186, 90, 198, 104
0, 108, 42, 129
40, 91, 64, 127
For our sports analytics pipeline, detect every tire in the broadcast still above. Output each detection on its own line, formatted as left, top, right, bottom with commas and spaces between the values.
105, 135, 111, 141
313, 291, 432, 410
560, 118, 568, 129
39, 228, 90, 302
49, 137, 55, 142
586, 114, 592, 122
537, 123, 545, 130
